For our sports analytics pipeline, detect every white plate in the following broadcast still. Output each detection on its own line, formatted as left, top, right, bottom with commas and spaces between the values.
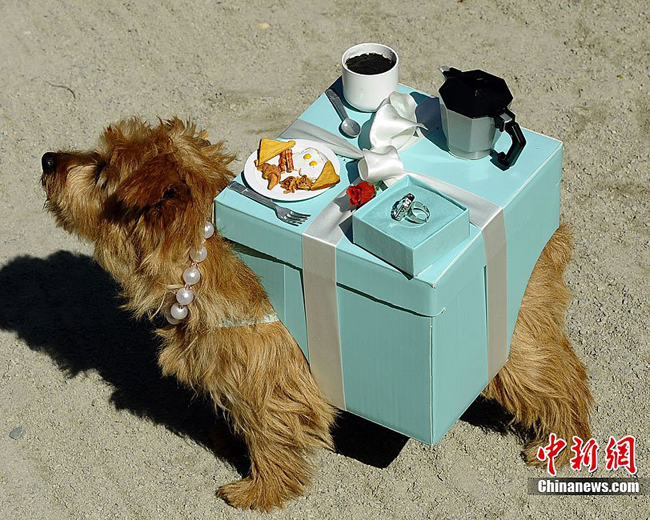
242, 139, 341, 202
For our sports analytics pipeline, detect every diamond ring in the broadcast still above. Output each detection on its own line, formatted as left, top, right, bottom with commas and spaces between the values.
391, 193, 430, 224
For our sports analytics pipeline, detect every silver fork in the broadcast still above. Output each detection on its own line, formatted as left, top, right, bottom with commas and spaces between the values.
227, 181, 310, 226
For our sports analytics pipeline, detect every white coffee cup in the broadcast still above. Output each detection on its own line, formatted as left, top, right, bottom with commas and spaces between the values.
341, 43, 399, 112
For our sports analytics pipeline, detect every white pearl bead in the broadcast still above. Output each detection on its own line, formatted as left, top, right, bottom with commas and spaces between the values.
176, 287, 194, 306
190, 246, 207, 263
165, 309, 181, 325
183, 266, 201, 285
204, 221, 215, 239
170, 303, 188, 320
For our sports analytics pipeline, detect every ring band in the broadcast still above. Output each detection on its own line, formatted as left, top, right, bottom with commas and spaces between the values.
391, 193, 430, 224
406, 201, 430, 224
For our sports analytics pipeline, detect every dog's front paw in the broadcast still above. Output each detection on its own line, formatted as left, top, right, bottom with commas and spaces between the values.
218, 477, 290, 512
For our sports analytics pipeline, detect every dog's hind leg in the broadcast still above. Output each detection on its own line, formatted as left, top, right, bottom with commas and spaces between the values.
483, 224, 593, 466
212, 323, 335, 511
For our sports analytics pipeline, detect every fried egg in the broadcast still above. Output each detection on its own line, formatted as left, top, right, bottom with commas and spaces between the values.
293, 147, 328, 177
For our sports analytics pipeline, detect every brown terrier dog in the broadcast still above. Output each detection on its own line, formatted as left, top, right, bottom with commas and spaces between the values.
41, 118, 336, 511
41, 117, 592, 510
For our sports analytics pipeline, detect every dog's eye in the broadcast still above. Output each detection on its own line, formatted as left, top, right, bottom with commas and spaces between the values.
94, 162, 108, 187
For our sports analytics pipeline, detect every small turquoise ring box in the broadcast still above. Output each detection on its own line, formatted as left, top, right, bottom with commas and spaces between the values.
352, 176, 470, 276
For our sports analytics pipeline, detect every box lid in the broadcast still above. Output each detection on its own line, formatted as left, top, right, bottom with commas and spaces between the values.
215, 80, 562, 317
351, 176, 470, 276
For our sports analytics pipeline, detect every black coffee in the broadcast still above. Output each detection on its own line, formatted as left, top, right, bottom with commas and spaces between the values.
346, 53, 395, 75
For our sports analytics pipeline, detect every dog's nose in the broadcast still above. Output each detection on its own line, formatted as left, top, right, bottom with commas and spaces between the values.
42, 152, 56, 173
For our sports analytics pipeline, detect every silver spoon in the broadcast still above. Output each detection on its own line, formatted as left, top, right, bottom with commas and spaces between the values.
325, 89, 361, 138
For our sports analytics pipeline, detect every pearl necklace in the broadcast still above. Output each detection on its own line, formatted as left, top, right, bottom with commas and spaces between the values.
165, 221, 215, 325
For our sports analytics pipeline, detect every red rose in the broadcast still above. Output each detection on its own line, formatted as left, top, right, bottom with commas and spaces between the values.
347, 181, 376, 207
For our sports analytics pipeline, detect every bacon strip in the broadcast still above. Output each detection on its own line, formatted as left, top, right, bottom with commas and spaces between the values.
286, 148, 294, 172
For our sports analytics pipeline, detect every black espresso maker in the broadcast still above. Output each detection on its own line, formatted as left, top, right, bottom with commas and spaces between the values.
438, 67, 526, 168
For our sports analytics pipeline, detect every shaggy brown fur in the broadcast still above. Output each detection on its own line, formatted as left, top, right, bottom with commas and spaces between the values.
41, 117, 591, 509
41, 118, 335, 511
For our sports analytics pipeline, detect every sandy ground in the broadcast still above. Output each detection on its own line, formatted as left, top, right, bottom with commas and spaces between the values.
1, 0, 649, 518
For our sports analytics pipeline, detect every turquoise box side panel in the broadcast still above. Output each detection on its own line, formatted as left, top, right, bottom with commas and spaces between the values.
430, 233, 489, 443
503, 145, 562, 347
233, 244, 434, 443
233, 246, 309, 360
232, 237, 489, 444
338, 288, 433, 443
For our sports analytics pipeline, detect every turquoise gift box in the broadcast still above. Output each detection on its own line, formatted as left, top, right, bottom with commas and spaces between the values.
352, 176, 470, 276
214, 81, 562, 444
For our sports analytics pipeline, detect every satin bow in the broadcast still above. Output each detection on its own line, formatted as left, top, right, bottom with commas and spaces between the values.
281, 91, 428, 186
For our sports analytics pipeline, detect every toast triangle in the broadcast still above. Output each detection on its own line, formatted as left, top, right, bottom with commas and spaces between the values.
256, 139, 295, 166
310, 160, 340, 190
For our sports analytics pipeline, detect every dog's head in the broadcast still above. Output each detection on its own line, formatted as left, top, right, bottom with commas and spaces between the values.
41, 117, 234, 280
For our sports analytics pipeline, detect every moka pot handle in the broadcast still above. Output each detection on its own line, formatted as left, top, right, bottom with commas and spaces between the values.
494, 108, 526, 168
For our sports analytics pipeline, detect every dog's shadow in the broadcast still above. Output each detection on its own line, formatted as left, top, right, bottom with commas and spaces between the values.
0, 252, 522, 472
0, 251, 249, 475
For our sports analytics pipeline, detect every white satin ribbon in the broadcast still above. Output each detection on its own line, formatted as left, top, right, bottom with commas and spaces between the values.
281, 91, 508, 408
301, 190, 355, 408
370, 92, 427, 150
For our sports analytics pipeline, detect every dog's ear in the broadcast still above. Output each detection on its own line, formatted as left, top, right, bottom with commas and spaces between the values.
115, 154, 191, 215
110, 153, 207, 263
